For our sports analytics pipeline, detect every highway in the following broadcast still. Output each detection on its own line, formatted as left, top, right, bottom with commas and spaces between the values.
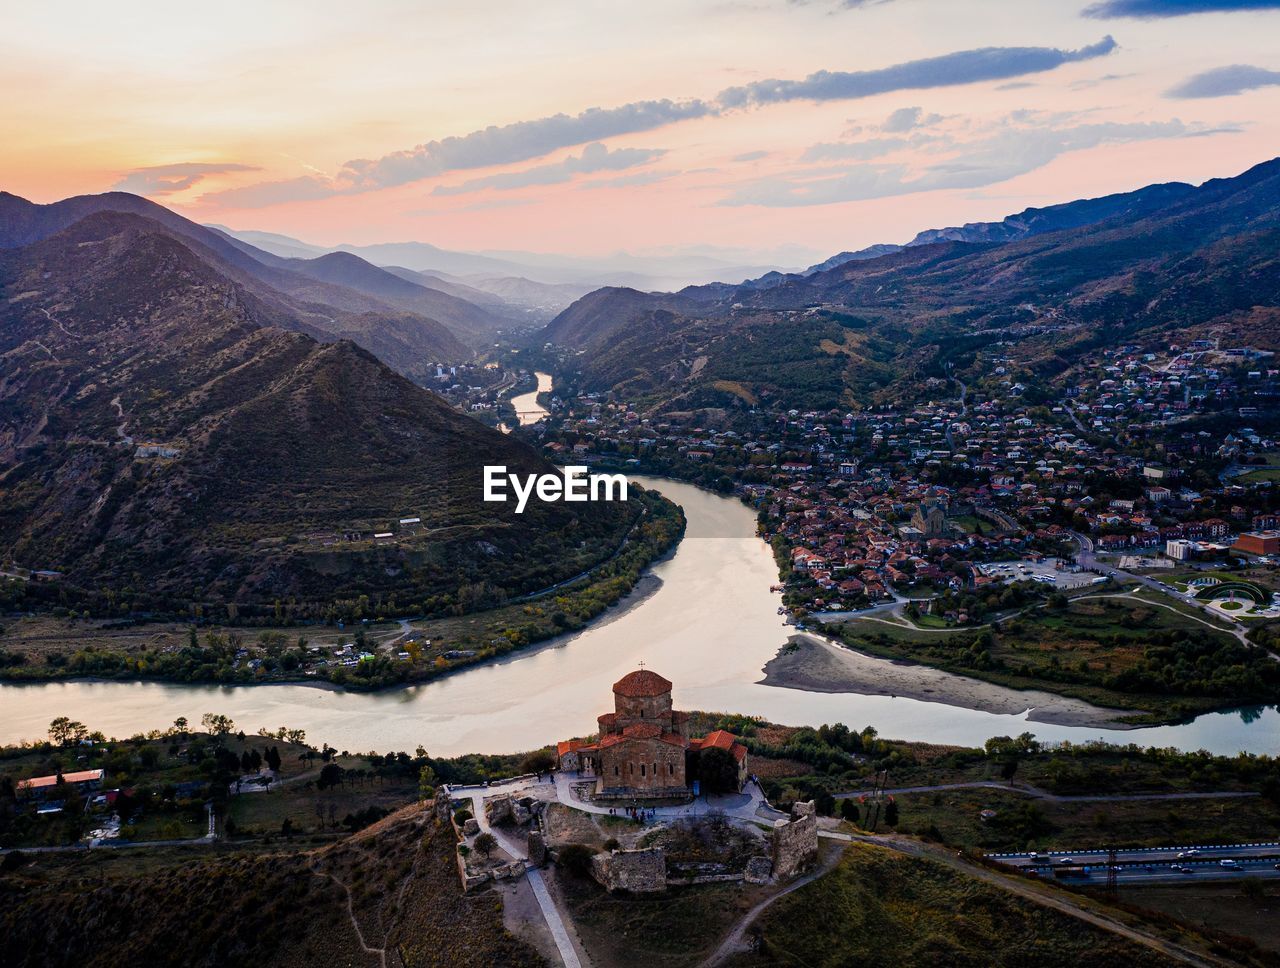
990, 842, 1280, 884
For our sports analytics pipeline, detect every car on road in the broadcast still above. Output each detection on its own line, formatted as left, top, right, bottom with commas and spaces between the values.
1177, 866, 1195, 874
1220, 859, 1240, 869
1176, 850, 1201, 858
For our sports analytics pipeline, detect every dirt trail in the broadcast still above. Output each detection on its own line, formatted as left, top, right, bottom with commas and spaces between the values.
310, 861, 389, 968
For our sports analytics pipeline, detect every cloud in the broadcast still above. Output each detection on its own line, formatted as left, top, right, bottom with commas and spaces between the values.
198, 174, 339, 208
881, 106, 944, 132
801, 137, 910, 161
204, 37, 1119, 208
430, 143, 665, 196
732, 150, 770, 162
579, 169, 680, 190
339, 101, 706, 192
112, 162, 260, 196
1166, 63, 1280, 97
716, 37, 1117, 107
720, 119, 1195, 206
1084, 0, 1280, 18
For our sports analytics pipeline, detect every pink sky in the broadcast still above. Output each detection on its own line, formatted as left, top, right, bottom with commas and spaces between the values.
4, 0, 1279, 262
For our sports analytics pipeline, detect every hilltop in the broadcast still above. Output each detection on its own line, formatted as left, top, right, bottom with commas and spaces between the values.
0, 190, 494, 372
0, 211, 640, 620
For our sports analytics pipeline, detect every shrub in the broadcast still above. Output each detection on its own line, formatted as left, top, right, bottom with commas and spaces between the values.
558, 843, 596, 877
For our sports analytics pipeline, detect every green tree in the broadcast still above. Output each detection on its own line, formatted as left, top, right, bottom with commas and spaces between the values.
557, 843, 595, 877
884, 799, 899, 827
840, 798, 860, 825
418, 764, 437, 800
698, 746, 741, 795
201, 713, 235, 737
473, 831, 498, 859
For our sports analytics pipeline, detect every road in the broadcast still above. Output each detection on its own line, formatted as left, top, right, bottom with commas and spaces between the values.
835, 780, 1260, 805
991, 843, 1280, 886
1068, 532, 1255, 647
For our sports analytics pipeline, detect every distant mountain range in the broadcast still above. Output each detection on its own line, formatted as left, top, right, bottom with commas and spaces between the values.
212, 227, 801, 305
538, 157, 1280, 411
0, 205, 636, 616
0, 190, 491, 374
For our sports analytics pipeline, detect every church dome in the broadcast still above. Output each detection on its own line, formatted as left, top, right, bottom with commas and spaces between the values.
612, 669, 672, 698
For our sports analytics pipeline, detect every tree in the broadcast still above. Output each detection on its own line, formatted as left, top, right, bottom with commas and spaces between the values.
840, 798, 860, 825
201, 713, 234, 737
172, 717, 189, 737
883, 799, 899, 827
318, 763, 345, 790
698, 747, 741, 795
265, 746, 282, 774
520, 749, 556, 775
48, 717, 87, 747
281, 818, 294, 841
1000, 757, 1019, 783
557, 843, 595, 877
418, 764, 437, 800
473, 832, 498, 859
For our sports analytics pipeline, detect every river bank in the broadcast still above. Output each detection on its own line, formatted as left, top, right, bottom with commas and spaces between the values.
759, 633, 1139, 729
0, 489, 684, 693
3, 476, 1280, 756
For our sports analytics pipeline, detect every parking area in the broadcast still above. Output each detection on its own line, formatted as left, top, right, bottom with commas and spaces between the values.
979, 559, 1097, 590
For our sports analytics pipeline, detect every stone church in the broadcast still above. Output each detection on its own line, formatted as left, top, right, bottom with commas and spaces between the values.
557, 668, 748, 798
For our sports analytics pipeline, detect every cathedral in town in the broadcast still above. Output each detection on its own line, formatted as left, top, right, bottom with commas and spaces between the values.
556, 668, 748, 798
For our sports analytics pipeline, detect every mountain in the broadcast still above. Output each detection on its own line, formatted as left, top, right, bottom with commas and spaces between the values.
213, 227, 795, 294
540, 157, 1280, 410
799, 181, 1200, 278
269, 250, 513, 340
0, 191, 474, 372
905, 181, 1197, 248
0, 210, 637, 617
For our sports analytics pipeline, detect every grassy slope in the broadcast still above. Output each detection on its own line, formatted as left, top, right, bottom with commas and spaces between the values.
833, 595, 1270, 722
0, 806, 543, 968
732, 842, 1181, 968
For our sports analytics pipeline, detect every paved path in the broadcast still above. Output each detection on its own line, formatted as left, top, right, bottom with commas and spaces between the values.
526, 867, 583, 968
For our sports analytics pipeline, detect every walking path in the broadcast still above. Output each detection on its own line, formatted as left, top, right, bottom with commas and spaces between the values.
310, 861, 389, 968
701, 839, 847, 967
526, 867, 583, 968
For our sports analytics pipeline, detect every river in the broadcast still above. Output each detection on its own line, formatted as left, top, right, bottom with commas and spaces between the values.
2, 476, 1278, 756
507, 371, 552, 429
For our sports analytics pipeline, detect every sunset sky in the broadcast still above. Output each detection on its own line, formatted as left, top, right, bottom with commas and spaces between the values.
5, 0, 1280, 263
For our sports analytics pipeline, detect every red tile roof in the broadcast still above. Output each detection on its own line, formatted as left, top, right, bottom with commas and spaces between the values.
557, 740, 585, 757
690, 730, 748, 763
612, 669, 672, 698
16, 769, 104, 791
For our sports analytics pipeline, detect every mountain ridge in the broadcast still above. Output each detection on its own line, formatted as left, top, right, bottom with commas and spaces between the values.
0, 210, 636, 617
